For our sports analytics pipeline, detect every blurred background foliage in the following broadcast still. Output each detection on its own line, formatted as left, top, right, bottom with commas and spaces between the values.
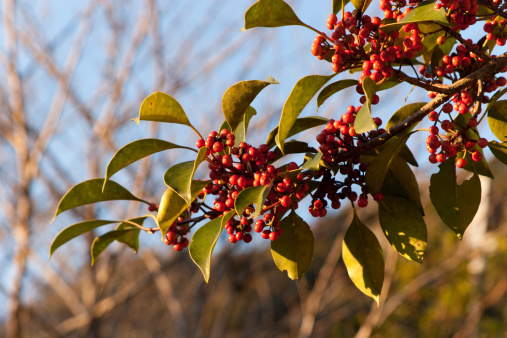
1, 0, 507, 337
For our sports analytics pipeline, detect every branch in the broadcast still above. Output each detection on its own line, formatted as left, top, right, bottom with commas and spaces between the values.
477, 0, 507, 20
335, 53, 507, 163
394, 70, 452, 94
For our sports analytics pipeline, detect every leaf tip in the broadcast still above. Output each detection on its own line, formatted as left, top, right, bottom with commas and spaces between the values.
131, 118, 140, 125
239, 27, 246, 32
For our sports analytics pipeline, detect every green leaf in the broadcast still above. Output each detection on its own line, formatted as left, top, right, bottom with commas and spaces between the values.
276, 74, 336, 154
235, 183, 273, 219
115, 217, 148, 253
333, 0, 350, 14
91, 229, 133, 265
136, 92, 193, 128
380, 156, 424, 215
351, 0, 373, 13
52, 179, 143, 222
486, 88, 507, 114
398, 145, 419, 167
377, 77, 402, 92
222, 78, 278, 132
379, 196, 427, 263
266, 116, 328, 149
354, 77, 377, 134
429, 158, 481, 239
365, 133, 411, 194
316, 79, 357, 109
50, 220, 117, 257
164, 147, 208, 203
234, 106, 257, 143
242, 0, 307, 30
342, 213, 384, 305
386, 102, 426, 130
488, 141, 507, 165
271, 211, 314, 280
189, 211, 235, 282
380, 1, 449, 34
157, 180, 209, 236
104, 139, 195, 190
301, 152, 323, 171
272, 141, 318, 161
488, 100, 507, 142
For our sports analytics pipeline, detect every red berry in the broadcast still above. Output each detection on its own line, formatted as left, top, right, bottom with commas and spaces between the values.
456, 158, 467, 168
472, 151, 482, 162
280, 195, 292, 208
437, 36, 446, 45
212, 141, 224, 153
477, 138, 488, 148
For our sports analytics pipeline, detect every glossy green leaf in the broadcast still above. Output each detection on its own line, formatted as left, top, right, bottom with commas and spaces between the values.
301, 152, 323, 171
379, 196, 427, 263
429, 158, 481, 239
91, 229, 133, 265
272, 140, 318, 161
115, 217, 147, 253
365, 133, 411, 194
158, 180, 209, 236
398, 145, 419, 167
333, 0, 350, 14
242, 0, 307, 30
351, 0, 373, 13
271, 211, 314, 280
385, 102, 426, 130
486, 88, 507, 114
380, 1, 448, 34
380, 156, 424, 215
276, 74, 336, 154
488, 141, 507, 165
342, 213, 384, 305
52, 179, 143, 222
235, 183, 273, 219
354, 77, 377, 134
377, 77, 402, 92
190, 211, 235, 282
488, 100, 507, 142
50, 220, 117, 257
104, 139, 195, 190
354, 104, 378, 134
164, 147, 208, 203
136, 92, 192, 127
234, 106, 257, 143
266, 116, 328, 149
222, 77, 277, 132
316, 79, 357, 109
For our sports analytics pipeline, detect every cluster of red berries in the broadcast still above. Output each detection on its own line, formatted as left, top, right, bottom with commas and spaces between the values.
313, 107, 384, 210
164, 218, 190, 251
379, 0, 422, 20
484, 19, 507, 46
194, 129, 320, 244
436, 0, 478, 30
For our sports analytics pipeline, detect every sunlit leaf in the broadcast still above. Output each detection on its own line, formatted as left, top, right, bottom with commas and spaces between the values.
222, 77, 278, 132
429, 158, 481, 239
136, 92, 193, 128
52, 179, 144, 222
386, 102, 426, 130
235, 183, 273, 219
272, 140, 318, 161
189, 211, 235, 282
380, 1, 449, 34
164, 147, 208, 203
276, 74, 336, 154
271, 211, 314, 280
488, 141, 507, 165
488, 100, 507, 142
379, 196, 427, 263
158, 180, 209, 236
351, 0, 373, 13
242, 0, 307, 30
91, 229, 133, 265
365, 133, 411, 193
115, 217, 148, 253
333, 0, 351, 14
342, 213, 384, 305
316, 79, 357, 109
234, 106, 257, 143
354, 76, 377, 134
50, 220, 117, 257
104, 139, 195, 190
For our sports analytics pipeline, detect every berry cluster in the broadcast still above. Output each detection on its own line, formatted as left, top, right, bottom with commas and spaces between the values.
484, 19, 507, 46
436, 0, 478, 30
164, 218, 190, 251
